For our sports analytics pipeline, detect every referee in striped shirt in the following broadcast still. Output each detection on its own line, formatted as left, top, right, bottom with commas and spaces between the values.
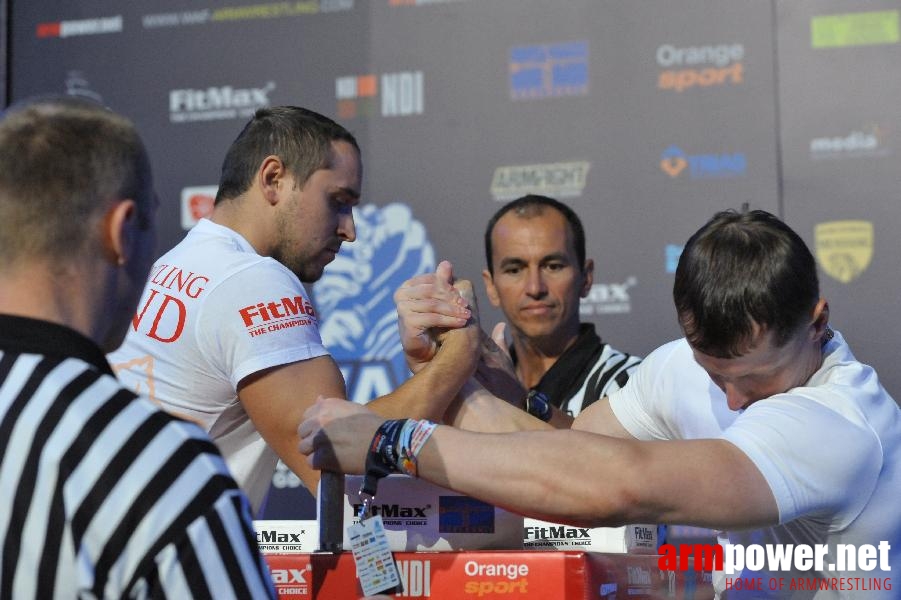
0, 98, 275, 598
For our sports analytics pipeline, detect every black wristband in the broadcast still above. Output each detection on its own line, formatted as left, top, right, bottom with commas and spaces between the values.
362, 419, 407, 497
525, 390, 552, 422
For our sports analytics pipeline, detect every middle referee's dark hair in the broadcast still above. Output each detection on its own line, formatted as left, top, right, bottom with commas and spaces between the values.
484, 195, 586, 275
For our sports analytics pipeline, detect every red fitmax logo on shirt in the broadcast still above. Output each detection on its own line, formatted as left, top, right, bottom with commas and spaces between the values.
239, 297, 316, 326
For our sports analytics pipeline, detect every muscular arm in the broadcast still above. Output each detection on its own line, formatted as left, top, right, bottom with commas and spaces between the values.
420, 427, 778, 529
300, 399, 779, 530
240, 282, 481, 495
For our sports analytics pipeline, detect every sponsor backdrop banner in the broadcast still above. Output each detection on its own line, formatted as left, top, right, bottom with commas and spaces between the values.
8, 1, 899, 517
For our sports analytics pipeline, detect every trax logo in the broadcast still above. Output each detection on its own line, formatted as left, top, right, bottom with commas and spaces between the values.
257, 530, 305, 543
351, 504, 428, 518
239, 297, 316, 326
170, 82, 274, 112
270, 567, 310, 584
660, 145, 746, 179
524, 526, 590, 539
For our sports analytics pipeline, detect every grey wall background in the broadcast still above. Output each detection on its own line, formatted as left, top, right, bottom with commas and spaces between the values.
7, 0, 899, 516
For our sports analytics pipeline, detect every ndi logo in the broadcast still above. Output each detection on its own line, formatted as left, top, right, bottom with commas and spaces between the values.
336, 71, 424, 119
660, 145, 746, 179
509, 40, 589, 100
314, 203, 435, 403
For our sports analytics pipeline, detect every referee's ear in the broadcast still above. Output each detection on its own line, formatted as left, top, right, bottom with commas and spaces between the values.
101, 198, 139, 267
579, 258, 595, 298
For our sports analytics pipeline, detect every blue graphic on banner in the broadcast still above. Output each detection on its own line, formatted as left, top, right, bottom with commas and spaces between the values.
314, 202, 436, 404
665, 244, 684, 273
438, 496, 495, 534
660, 145, 746, 179
510, 40, 589, 100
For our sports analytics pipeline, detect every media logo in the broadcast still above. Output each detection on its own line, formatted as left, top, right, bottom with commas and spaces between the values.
809, 125, 891, 160
509, 40, 589, 100
665, 244, 684, 274
180, 185, 217, 229
336, 71, 424, 119
814, 220, 874, 283
37, 15, 123, 38
314, 203, 435, 403
580, 277, 636, 316
490, 161, 591, 201
657, 43, 744, 92
169, 82, 274, 123
812, 10, 899, 48
660, 146, 747, 179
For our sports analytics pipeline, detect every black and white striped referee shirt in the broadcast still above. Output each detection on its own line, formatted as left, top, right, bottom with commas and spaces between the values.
0, 315, 276, 599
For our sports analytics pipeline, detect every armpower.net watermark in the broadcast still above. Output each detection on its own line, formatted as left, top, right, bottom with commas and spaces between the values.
658, 541, 892, 594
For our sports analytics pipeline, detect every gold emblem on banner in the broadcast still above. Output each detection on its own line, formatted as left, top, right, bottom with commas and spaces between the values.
660, 156, 687, 178
814, 220, 874, 283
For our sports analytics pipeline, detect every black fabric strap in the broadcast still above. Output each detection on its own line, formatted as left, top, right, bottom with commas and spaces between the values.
362, 419, 406, 497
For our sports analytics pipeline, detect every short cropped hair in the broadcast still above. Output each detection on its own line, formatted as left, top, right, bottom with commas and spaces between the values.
215, 106, 360, 204
0, 97, 151, 263
484, 195, 587, 275
673, 209, 820, 358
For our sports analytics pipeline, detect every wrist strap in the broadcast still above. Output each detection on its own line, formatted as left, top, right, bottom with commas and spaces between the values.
397, 419, 438, 478
360, 419, 406, 517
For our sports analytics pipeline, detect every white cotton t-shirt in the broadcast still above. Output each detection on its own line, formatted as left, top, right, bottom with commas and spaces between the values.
109, 219, 329, 512
609, 332, 901, 598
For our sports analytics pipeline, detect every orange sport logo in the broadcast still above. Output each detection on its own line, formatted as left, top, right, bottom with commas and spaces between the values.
656, 43, 744, 92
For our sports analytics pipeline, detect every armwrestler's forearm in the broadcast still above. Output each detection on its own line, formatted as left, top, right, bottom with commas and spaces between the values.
367, 327, 479, 421
411, 426, 778, 530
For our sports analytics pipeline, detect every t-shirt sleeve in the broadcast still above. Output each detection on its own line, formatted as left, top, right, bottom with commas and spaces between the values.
196, 261, 329, 387
721, 394, 882, 526
608, 340, 683, 441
